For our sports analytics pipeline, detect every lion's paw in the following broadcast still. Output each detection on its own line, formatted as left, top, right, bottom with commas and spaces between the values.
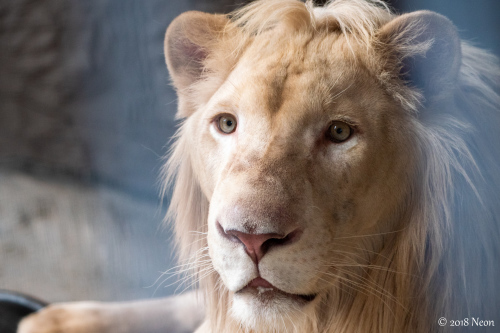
17, 302, 110, 333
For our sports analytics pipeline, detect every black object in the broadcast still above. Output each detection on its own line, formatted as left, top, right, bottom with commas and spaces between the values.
0, 290, 47, 333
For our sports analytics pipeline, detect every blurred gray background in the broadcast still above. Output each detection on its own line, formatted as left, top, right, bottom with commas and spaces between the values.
0, 0, 498, 303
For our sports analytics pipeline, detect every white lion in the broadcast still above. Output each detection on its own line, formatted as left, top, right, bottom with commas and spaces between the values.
18, 0, 500, 332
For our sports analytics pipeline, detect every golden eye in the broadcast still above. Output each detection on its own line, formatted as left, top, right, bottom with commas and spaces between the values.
217, 114, 237, 134
327, 121, 352, 143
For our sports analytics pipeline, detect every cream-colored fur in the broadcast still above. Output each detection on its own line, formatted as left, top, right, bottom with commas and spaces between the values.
18, 1, 500, 333
163, 1, 500, 332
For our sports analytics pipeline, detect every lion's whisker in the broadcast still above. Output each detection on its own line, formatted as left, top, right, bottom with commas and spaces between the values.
332, 227, 408, 240
320, 269, 407, 313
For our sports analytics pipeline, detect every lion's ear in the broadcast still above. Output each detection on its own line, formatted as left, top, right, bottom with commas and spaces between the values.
377, 11, 462, 100
165, 11, 229, 116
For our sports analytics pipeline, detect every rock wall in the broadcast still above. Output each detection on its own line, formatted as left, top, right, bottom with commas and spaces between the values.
0, 170, 174, 302
0, 0, 241, 197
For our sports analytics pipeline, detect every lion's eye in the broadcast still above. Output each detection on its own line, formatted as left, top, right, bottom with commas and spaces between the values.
217, 114, 237, 134
327, 121, 352, 143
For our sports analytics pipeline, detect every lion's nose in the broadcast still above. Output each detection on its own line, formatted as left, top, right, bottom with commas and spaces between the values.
217, 222, 302, 264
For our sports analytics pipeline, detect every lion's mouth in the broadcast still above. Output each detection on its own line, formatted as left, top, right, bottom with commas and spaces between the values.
238, 277, 317, 304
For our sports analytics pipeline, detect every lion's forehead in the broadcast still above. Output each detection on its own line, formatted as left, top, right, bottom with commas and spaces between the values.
223, 32, 391, 132
240, 33, 355, 103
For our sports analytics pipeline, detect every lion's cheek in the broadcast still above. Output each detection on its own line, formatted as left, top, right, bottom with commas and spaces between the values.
259, 225, 331, 295
188, 115, 228, 199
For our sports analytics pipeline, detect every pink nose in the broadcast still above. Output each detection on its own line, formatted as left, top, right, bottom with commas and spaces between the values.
218, 222, 302, 264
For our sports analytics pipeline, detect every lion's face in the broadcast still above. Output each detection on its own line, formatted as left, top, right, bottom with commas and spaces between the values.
165, 1, 497, 331
183, 31, 416, 328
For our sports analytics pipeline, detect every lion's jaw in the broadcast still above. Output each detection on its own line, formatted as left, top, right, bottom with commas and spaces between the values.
185, 31, 415, 330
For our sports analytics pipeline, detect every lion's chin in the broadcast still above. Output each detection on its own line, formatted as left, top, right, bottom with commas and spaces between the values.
230, 283, 317, 331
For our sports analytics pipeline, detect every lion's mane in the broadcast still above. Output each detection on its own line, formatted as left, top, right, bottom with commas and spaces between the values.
163, 1, 500, 332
